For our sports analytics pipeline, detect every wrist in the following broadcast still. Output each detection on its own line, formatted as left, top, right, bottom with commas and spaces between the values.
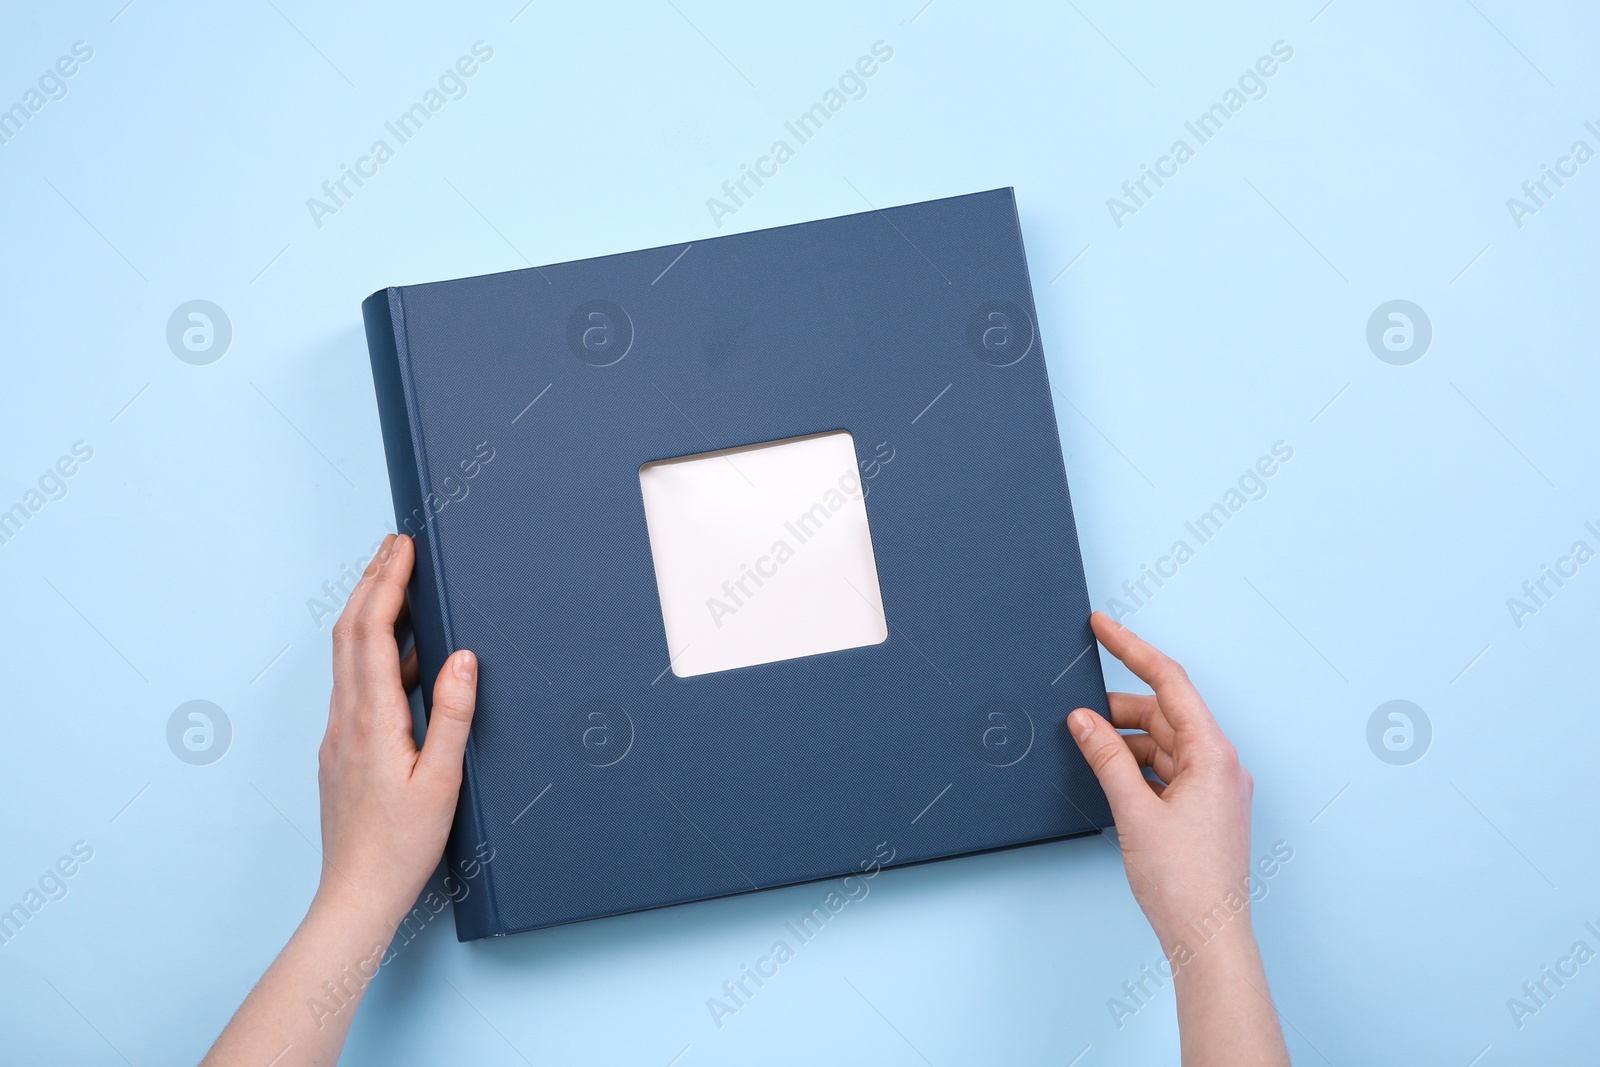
1163, 913, 1262, 985
308, 881, 406, 944
284, 892, 398, 1031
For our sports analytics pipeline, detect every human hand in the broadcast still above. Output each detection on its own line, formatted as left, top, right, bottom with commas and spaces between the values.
1068, 613, 1288, 1066
201, 534, 480, 1066
315, 533, 479, 927
1067, 611, 1254, 953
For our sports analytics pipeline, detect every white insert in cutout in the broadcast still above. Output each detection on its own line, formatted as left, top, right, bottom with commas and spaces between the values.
638, 430, 889, 679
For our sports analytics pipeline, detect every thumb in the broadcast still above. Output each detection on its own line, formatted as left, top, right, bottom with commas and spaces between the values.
418, 650, 478, 785
1068, 708, 1152, 823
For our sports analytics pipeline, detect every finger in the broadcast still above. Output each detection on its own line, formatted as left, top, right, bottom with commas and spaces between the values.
1109, 692, 1173, 751
1090, 612, 1219, 737
352, 536, 415, 690
417, 650, 478, 786
336, 535, 398, 633
1123, 732, 1176, 783
1145, 777, 1167, 798
1067, 708, 1155, 823
1107, 691, 1159, 729
332, 535, 398, 686
401, 646, 420, 692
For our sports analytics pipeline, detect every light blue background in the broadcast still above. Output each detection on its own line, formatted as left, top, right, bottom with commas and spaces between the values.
2, 1, 1597, 1063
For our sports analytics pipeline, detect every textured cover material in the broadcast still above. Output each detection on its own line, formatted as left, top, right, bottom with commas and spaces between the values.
362, 188, 1113, 941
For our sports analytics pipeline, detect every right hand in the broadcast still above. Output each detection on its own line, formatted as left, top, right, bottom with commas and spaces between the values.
1067, 612, 1256, 952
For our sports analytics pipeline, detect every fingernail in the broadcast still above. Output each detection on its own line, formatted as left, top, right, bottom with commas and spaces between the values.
1070, 709, 1096, 741
455, 650, 476, 680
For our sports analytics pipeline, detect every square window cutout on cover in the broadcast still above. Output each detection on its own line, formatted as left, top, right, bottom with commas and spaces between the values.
638, 430, 888, 678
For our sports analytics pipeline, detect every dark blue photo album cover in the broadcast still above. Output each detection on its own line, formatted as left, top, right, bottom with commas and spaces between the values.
363, 188, 1112, 940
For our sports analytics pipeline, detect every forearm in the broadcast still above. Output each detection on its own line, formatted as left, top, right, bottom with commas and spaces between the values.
202, 892, 396, 1067
1169, 920, 1290, 1067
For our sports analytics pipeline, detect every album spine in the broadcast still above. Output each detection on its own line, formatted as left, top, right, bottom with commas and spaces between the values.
362, 287, 501, 940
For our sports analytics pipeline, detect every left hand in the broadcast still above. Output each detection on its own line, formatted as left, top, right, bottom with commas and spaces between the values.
315, 533, 479, 926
